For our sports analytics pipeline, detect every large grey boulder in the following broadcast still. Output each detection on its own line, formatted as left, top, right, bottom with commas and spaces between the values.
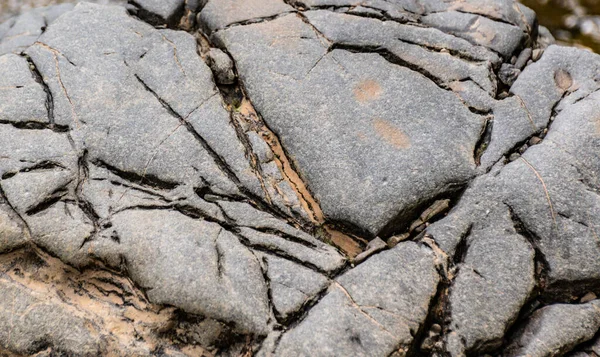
0, 0, 600, 356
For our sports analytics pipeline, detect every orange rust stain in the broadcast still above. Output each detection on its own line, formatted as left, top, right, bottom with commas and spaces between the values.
324, 226, 366, 258
554, 69, 573, 91
237, 99, 325, 224
353, 79, 382, 103
373, 118, 411, 149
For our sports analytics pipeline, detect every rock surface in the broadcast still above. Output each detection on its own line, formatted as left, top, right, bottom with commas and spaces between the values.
0, 0, 599, 356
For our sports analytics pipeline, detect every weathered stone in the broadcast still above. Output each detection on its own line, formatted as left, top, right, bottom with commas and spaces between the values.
0, 4, 74, 55
91, 209, 272, 335
198, 0, 293, 33
0, 275, 103, 355
505, 301, 600, 357
272, 242, 440, 356
206, 47, 235, 84
130, 0, 185, 27
444, 207, 536, 355
215, 13, 484, 237
260, 253, 329, 320
0, 54, 48, 124
0, 0, 599, 355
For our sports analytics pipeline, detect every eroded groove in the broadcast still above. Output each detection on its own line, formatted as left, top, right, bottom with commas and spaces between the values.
91, 159, 180, 191
22, 55, 55, 125
25, 186, 70, 216
474, 115, 494, 166
196, 32, 326, 227
331, 43, 452, 93
133, 74, 244, 188
505, 203, 549, 294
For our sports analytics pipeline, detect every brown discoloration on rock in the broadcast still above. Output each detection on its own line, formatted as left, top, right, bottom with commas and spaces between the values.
373, 118, 411, 149
237, 99, 325, 224
554, 69, 573, 91
324, 226, 366, 258
354, 79, 383, 103
0, 247, 216, 356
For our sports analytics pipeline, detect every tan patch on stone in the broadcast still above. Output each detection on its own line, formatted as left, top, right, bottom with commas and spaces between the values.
354, 79, 382, 103
325, 226, 366, 258
236, 99, 324, 224
554, 69, 573, 91
0, 247, 216, 357
373, 118, 411, 149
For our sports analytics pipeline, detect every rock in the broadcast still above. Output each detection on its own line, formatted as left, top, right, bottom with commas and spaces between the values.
0, 3, 74, 55
260, 254, 329, 320
214, 13, 485, 237
206, 47, 235, 84
427, 43, 600, 354
0, 54, 48, 124
505, 301, 600, 357
198, 0, 293, 33
0, 274, 103, 355
0, 0, 599, 355
91, 209, 272, 335
271, 242, 440, 356
353, 237, 387, 264
444, 206, 536, 355
130, 0, 185, 27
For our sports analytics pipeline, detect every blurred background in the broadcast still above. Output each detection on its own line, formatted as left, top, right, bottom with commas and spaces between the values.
521, 0, 600, 52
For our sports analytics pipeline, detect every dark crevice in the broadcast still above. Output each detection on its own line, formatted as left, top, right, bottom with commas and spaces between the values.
215, 235, 225, 279
24, 187, 69, 216
239, 227, 318, 250
452, 224, 473, 267
474, 115, 494, 166
91, 159, 179, 191
330, 43, 451, 93
127, 0, 186, 29
2, 160, 67, 180
133, 73, 247, 192
378, 181, 468, 240
212, 12, 295, 34
254, 252, 278, 327
395, 36, 496, 65
0, 119, 69, 132
505, 203, 549, 296
75, 149, 101, 245
22, 55, 58, 128
235, 236, 330, 276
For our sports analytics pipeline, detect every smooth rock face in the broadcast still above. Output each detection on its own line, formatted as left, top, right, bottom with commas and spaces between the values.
1, 0, 600, 356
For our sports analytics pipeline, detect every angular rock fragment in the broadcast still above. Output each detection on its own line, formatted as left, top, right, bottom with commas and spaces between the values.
444, 207, 536, 355
198, 0, 293, 33
0, 54, 48, 124
91, 209, 272, 335
260, 254, 329, 321
271, 242, 440, 356
130, 0, 185, 27
505, 301, 600, 357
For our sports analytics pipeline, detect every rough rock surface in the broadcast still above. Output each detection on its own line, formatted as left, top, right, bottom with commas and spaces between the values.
0, 0, 599, 356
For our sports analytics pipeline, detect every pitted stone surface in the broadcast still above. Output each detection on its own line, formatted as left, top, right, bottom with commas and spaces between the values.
0, 0, 600, 356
